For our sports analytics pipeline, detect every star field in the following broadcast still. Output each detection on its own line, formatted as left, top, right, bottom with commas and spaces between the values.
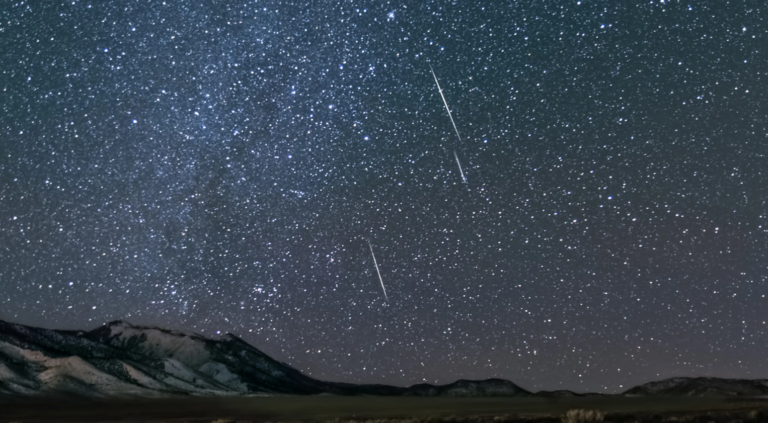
1, 1, 767, 393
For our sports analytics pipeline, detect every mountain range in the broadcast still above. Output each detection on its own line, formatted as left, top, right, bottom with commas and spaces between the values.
0, 319, 766, 398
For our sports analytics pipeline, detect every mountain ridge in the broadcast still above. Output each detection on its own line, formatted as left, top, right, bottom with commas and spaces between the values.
624, 376, 768, 397
0, 319, 531, 398
1, 319, 766, 398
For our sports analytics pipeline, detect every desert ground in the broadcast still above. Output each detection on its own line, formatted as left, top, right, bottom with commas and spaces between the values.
2, 396, 768, 423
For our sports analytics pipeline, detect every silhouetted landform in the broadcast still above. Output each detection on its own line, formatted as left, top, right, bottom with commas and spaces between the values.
623, 376, 768, 397
533, 389, 584, 398
1, 319, 767, 399
0, 319, 529, 397
405, 378, 530, 397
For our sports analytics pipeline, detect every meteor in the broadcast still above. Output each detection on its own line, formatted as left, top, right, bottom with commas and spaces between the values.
454, 150, 467, 184
367, 239, 388, 301
429, 64, 462, 142
430, 65, 467, 183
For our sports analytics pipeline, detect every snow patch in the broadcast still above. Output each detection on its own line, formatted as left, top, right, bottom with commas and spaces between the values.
0, 340, 49, 363
109, 327, 211, 368
199, 361, 247, 392
123, 362, 174, 391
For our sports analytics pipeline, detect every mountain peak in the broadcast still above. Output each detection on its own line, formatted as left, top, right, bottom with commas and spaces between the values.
105, 319, 134, 329
220, 332, 250, 345
98, 319, 136, 338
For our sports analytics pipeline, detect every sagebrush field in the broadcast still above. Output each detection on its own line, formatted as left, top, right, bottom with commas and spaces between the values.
2, 396, 768, 423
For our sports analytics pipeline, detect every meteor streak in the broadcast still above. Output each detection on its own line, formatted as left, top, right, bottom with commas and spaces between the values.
430, 65, 467, 183
367, 239, 388, 301
430, 65, 462, 143
454, 150, 467, 184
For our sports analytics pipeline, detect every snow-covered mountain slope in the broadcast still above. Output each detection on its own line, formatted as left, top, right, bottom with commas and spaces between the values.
83, 320, 333, 394
0, 319, 332, 397
623, 377, 768, 397
0, 319, 530, 398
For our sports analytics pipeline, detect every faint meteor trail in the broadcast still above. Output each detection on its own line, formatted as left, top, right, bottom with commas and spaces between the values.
367, 239, 388, 301
454, 150, 467, 184
430, 65, 467, 183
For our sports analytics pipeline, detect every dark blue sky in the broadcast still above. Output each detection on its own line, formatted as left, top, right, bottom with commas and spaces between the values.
1, 0, 766, 393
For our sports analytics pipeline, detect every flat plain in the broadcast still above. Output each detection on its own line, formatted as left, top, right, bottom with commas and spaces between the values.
2, 396, 768, 423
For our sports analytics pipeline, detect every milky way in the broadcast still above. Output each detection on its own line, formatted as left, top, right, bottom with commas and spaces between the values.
1, 1, 767, 393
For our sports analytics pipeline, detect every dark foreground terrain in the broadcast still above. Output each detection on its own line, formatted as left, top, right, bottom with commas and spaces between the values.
2, 396, 768, 423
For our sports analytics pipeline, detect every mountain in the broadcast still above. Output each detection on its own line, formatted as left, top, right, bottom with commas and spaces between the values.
0, 319, 529, 398
623, 377, 768, 397
533, 389, 584, 398
4, 319, 766, 399
406, 378, 530, 397
0, 319, 319, 397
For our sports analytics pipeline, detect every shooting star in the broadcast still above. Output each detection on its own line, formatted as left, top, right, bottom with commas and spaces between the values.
430, 65, 462, 142
367, 238, 389, 301
454, 150, 467, 184
430, 65, 467, 183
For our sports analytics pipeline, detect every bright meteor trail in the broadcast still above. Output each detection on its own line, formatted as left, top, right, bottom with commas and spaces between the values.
430, 65, 462, 142
367, 239, 388, 301
430, 65, 467, 183
454, 150, 467, 184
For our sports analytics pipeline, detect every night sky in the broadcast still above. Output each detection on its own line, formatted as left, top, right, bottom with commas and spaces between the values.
1, 1, 767, 393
